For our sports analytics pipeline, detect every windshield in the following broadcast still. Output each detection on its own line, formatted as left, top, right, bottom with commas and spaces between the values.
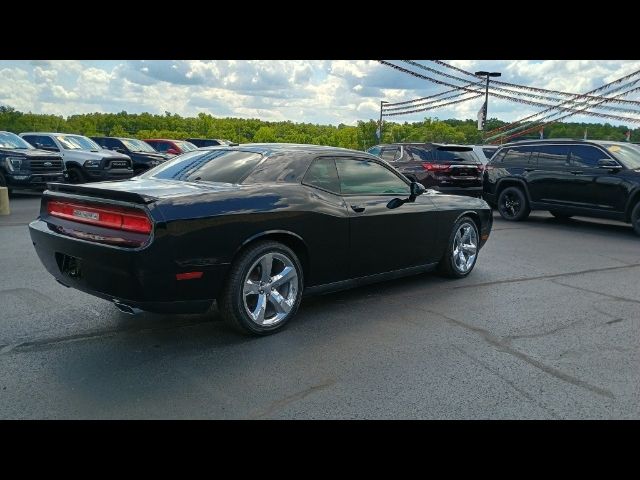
0, 132, 33, 149
121, 138, 157, 153
56, 135, 101, 151
141, 149, 263, 183
436, 147, 480, 164
603, 143, 640, 169
177, 141, 197, 152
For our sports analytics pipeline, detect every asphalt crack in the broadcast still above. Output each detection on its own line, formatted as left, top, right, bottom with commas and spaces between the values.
453, 263, 640, 290
248, 379, 337, 419
426, 309, 615, 400
550, 279, 640, 305
453, 345, 561, 419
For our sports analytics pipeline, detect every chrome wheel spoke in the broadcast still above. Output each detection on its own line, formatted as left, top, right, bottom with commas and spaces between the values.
250, 293, 268, 324
461, 243, 477, 254
244, 279, 260, 296
269, 290, 292, 315
259, 253, 273, 283
452, 222, 478, 273
271, 266, 296, 288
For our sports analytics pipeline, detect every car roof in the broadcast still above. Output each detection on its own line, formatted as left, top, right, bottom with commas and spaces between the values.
373, 142, 473, 149
197, 143, 376, 157
496, 138, 632, 148
20, 132, 87, 136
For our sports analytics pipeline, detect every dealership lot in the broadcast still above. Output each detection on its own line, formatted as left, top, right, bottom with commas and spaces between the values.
0, 193, 639, 419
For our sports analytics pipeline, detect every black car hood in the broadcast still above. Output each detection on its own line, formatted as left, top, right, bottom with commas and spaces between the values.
0, 148, 61, 158
129, 151, 169, 161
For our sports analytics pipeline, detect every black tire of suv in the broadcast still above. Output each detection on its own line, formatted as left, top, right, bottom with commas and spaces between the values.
67, 168, 86, 184
497, 186, 530, 221
549, 210, 573, 220
218, 240, 304, 336
438, 216, 480, 279
0, 172, 12, 195
631, 202, 640, 236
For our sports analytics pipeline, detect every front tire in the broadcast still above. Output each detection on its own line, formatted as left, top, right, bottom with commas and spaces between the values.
66, 167, 87, 184
438, 217, 480, 278
631, 202, 640, 236
497, 186, 530, 221
218, 241, 304, 335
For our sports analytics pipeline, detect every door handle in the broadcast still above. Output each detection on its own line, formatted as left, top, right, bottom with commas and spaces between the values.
351, 205, 366, 213
570, 170, 583, 175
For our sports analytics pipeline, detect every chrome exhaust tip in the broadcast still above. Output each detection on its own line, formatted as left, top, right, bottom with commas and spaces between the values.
113, 300, 144, 315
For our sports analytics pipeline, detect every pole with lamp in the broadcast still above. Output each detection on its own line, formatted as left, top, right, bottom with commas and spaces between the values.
378, 100, 388, 144
475, 71, 501, 139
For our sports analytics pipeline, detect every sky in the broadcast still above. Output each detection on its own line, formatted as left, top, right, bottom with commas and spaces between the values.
1, 60, 639, 126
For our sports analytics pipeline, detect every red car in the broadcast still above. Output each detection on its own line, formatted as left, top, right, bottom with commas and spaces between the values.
143, 139, 198, 156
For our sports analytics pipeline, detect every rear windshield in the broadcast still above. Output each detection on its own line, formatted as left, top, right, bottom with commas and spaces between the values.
435, 146, 480, 164
140, 149, 263, 183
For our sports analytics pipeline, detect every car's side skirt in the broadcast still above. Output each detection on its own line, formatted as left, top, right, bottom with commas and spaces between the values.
304, 262, 439, 297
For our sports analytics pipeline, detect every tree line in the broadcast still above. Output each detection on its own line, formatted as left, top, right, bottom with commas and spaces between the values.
1, 105, 638, 149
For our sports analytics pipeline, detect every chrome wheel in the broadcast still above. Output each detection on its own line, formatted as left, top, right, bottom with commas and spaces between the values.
242, 252, 298, 326
452, 222, 478, 273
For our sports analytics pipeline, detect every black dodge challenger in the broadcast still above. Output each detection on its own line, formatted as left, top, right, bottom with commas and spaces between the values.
29, 144, 493, 335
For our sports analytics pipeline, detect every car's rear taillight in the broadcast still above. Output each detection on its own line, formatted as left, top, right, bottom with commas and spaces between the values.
47, 201, 152, 234
422, 162, 450, 171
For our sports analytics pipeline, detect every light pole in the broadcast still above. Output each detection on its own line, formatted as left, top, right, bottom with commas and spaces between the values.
378, 100, 388, 143
475, 71, 501, 132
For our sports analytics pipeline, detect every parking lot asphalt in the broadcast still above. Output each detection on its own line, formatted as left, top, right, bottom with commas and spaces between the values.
0, 193, 639, 419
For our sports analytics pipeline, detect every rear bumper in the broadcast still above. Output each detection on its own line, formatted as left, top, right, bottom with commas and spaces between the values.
29, 219, 228, 314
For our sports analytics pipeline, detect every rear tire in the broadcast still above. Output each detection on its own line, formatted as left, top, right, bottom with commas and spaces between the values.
497, 186, 530, 221
438, 216, 480, 279
218, 240, 304, 336
549, 210, 573, 220
631, 202, 640, 236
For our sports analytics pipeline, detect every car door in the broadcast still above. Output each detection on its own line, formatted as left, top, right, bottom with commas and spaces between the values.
568, 144, 626, 212
531, 144, 572, 205
334, 156, 440, 279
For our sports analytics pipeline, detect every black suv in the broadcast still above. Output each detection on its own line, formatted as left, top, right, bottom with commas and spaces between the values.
367, 143, 483, 197
91, 136, 170, 175
0, 131, 65, 194
483, 139, 640, 235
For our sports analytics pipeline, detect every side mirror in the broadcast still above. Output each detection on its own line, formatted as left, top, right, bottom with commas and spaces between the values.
112, 147, 126, 153
39, 145, 59, 152
410, 181, 426, 197
597, 159, 622, 170
386, 198, 406, 209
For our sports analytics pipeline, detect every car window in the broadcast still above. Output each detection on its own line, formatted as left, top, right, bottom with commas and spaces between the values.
536, 145, 569, 167
570, 145, 608, 168
302, 157, 341, 194
148, 141, 168, 152
367, 146, 381, 157
0, 131, 33, 149
603, 143, 640, 169
380, 146, 400, 162
404, 146, 433, 162
502, 147, 533, 166
435, 147, 479, 164
141, 149, 263, 184
482, 148, 497, 159
335, 157, 410, 195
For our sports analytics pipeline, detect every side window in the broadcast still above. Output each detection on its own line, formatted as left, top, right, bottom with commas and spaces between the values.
33, 135, 58, 150
21, 135, 38, 147
404, 146, 433, 162
483, 148, 496, 159
335, 157, 410, 195
151, 142, 168, 152
302, 157, 341, 194
489, 149, 506, 164
367, 146, 381, 157
570, 145, 609, 168
537, 145, 569, 167
379, 146, 400, 162
502, 147, 533, 165
92, 137, 107, 148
